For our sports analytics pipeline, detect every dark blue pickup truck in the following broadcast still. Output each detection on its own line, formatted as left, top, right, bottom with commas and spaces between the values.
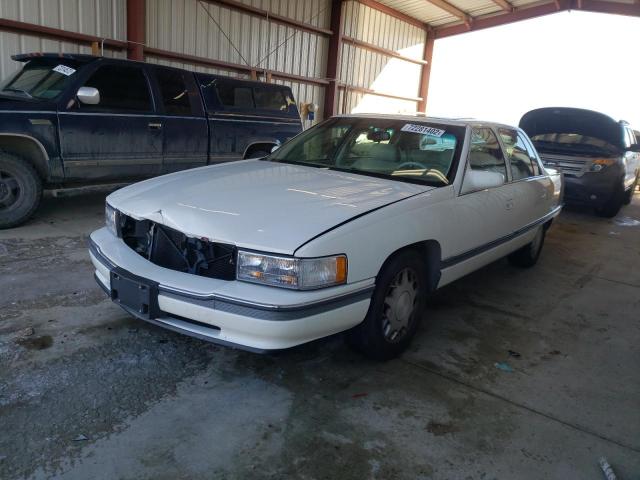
0, 53, 302, 228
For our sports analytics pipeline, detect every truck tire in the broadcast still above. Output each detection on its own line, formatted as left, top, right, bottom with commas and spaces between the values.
346, 250, 426, 360
508, 225, 545, 268
596, 182, 624, 218
0, 152, 43, 229
623, 174, 638, 205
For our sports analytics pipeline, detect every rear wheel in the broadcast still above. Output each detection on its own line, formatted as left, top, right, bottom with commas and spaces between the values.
508, 226, 545, 268
347, 250, 426, 360
596, 183, 625, 218
0, 153, 42, 229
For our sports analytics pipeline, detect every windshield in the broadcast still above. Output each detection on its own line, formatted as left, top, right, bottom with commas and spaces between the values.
0, 60, 80, 100
268, 117, 463, 186
530, 132, 619, 156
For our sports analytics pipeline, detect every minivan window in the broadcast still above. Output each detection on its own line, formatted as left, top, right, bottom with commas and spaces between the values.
467, 128, 507, 181
216, 82, 254, 108
83, 65, 152, 112
155, 68, 193, 116
498, 128, 538, 180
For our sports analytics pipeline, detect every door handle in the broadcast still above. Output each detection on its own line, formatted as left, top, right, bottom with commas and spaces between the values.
148, 122, 162, 130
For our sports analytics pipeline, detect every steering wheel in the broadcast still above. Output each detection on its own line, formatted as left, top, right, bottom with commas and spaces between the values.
396, 161, 428, 171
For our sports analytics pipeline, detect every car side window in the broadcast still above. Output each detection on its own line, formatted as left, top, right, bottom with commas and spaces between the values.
82, 65, 152, 112
254, 88, 289, 111
467, 127, 507, 180
216, 82, 254, 108
155, 68, 194, 116
498, 128, 538, 180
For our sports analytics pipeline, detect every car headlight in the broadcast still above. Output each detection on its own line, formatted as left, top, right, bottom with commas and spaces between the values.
590, 158, 617, 172
237, 251, 347, 290
105, 203, 118, 237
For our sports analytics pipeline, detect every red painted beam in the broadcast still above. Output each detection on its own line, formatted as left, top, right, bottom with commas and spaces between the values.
422, 0, 472, 23
205, 0, 333, 36
126, 0, 145, 60
0, 18, 127, 50
417, 35, 434, 113
323, 0, 344, 118
144, 47, 329, 86
434, 1, 562, 38
491, 0, 514, 12
338, 84, 423, 103
342, 35, 427, 65
355, 0, 428, 30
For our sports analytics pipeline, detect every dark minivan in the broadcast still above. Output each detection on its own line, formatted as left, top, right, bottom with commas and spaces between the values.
520, 107, 640, 217
0, 53, 302, 228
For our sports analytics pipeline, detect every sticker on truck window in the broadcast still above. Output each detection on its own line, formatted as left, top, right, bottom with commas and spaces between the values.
401, 123, 445, 137
53, 65, 76, 76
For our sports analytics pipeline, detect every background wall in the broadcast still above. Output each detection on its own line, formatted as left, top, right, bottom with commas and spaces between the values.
0, 0, 429, 124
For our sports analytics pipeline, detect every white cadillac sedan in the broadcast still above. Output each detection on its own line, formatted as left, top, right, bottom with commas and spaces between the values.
89, 115, 562, 359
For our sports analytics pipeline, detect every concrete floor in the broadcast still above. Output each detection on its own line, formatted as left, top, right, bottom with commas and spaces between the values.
1, 190, 639, 480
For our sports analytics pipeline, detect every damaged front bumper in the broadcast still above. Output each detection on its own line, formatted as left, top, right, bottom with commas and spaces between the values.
89, 228, 373, 352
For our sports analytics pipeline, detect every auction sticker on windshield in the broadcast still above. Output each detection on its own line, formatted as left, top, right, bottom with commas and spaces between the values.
53, 65, 76, 76
401, 124, 445, 137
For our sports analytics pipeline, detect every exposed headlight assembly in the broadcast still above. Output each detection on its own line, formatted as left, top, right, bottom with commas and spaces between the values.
589, 158, 617, 172
237, 251, 347, 290
105, 202, 119, 237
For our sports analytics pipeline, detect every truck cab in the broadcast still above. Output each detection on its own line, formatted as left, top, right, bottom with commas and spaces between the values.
0, 53, 302, 228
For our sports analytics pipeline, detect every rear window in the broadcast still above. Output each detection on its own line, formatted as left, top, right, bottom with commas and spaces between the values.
254, 88, 291, 111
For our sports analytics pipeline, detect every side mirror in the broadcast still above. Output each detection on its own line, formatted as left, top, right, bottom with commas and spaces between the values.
461, 170, 504, 194
271, 145, 280, 153
77, 86, 100, 105
628, 144, 640, 153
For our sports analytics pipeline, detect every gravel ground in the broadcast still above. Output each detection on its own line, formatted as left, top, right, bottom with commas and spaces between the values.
1, 191, 639, 479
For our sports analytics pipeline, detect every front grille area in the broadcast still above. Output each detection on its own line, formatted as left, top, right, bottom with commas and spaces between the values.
118, 213, 237, 281
539, 153, 590, 177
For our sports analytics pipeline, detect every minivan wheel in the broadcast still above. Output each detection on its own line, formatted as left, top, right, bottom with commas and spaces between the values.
596, 183, 625, 218
623, 174, 638, 205
346, 250, 426, 361
0, 153, 42, 229
508, 226, 545, 268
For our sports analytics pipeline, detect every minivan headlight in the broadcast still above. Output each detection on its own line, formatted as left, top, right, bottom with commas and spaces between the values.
105, 203, 118, 236
237, 251, 347, 290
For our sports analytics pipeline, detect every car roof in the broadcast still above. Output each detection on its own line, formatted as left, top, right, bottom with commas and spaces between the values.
335, 113, 520, 130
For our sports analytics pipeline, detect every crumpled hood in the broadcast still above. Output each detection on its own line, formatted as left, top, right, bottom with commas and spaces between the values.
108, 160, 431, 254
519, 107, 624, 150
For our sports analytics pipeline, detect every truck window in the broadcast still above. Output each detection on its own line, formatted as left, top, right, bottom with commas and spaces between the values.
216, 82, 254, 108
254, 88, 289, 111
155, 68, 194, 116
83, 65, 152, 112
498, 128, 537, 180
0, 60, 78, 100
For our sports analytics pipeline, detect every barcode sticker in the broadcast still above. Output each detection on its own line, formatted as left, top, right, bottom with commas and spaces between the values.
401, 123, 446, 137
53, 65, 76, 76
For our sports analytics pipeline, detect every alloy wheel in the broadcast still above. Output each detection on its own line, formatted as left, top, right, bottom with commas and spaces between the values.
382, 267, 419, 343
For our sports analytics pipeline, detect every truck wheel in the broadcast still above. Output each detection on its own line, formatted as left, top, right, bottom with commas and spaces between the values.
0, 153, 43, 229
623, 174, 638, 205
596, 183, 624, 218
508, 225, 545, 268
346, 250, 426, 360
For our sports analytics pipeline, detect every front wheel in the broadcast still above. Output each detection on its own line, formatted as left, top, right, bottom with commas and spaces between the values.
508, 226, 546, 268
0, 153, 42, 229
347, 250, 427, 360
623, 174, 638, 205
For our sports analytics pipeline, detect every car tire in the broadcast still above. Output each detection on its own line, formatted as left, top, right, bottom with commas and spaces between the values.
245, 150, 271, 159
0, 152, 42, 229
596, 183, 625, 218
623, 174, 638, 205
346, 250, 427, 361
508, 225, 545, 268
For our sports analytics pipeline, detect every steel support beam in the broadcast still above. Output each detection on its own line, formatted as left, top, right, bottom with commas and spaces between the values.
342, 35, 427, 65
323, 0, 344, 119
355, 0, 428, 30
337, 84, 423, 103
417, 35, 434, 113
576, 0, 640, 17
205, 0, 333, 36
126, 0, 145, 60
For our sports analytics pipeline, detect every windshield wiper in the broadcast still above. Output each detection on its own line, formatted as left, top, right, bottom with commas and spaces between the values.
2, 87, 33, 98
